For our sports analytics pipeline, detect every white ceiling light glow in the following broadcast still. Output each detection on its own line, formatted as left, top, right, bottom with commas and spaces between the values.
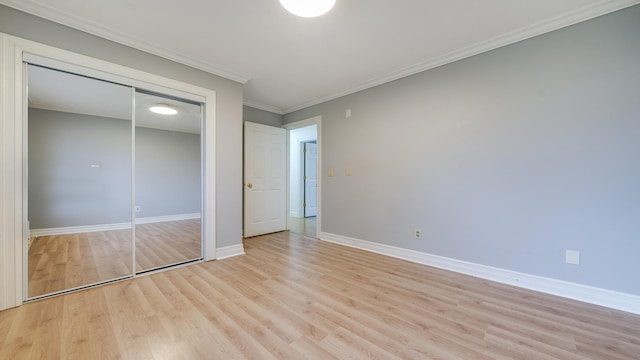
280, 0, 336, 17
149, 104, 178, 115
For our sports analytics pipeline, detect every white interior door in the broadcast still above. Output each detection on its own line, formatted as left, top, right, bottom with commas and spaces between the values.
304, 142, 317, 217
244, 122, 287, 237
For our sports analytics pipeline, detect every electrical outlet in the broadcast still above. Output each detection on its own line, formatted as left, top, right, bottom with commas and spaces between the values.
566, 250, 580, 265
414, 229, 422, 239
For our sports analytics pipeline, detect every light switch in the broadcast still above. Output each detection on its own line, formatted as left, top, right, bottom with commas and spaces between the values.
346, 109, 352, 118
345, 166, 352, 176
328, 167, 334, 177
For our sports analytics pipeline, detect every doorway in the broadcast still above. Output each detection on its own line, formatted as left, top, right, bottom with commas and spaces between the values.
303, 141, 317, 218
285, 117, 321, 238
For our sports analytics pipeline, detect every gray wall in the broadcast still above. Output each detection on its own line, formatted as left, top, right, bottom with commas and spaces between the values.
243, 106, 283, 127
136, 126, 201, 218
1, 5, 243, 247
28, 109, 132, 228
28, 109, 202, 228
284, 6, 640, 295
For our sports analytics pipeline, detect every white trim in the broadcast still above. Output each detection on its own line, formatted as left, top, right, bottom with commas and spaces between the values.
136, 213, 201, 225
29, 213, 202, 237
0, 33, 217, 310
281, 0, 640, 114
319, 232, 640, 315
30, 223, 131, 237
243, 100, 284, 116
283, 116, 321, 130
203, 92, 217, 262
215, 244, 245, 260
0, 33, 25, 310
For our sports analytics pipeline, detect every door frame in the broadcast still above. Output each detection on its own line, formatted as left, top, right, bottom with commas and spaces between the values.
0, 33, 217, 310
283, 116, 321, 239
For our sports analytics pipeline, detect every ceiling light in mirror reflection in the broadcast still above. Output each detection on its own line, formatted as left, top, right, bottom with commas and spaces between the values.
149, 104, 178, 115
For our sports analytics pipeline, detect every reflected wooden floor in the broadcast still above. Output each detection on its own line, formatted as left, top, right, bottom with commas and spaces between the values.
135, 218, 201, 272
5, 231, 639, 359
288, 216, 316, 237
28, 219, 201, 298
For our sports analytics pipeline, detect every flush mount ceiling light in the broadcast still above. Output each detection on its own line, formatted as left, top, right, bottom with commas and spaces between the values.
280, 0, 336, 17
149, 104, 178, 115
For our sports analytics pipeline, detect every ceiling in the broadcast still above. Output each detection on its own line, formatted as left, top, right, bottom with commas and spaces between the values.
28, 65, 202, 134
3, 0, 638, 114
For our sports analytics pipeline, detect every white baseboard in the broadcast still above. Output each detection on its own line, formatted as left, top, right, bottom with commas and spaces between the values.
30, 222, 131, 237
30, 213, 201, 237
216, 244, 245, 260
135, 213, 200, 224
319, 232, 640, 315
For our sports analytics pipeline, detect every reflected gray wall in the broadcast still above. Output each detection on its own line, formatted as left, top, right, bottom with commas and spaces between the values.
243, 106, 283, 127
1, 4, 243, 247
284, 6, 640, 295
28, 109, 201, 229
28, 109, 132, 228
136, 127, 201, 217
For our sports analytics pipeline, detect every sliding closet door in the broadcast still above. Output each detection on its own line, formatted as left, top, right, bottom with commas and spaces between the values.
27, 64, 134, 298
134, 91, 202, 272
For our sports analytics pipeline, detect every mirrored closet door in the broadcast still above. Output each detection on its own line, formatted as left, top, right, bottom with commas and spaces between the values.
134, 91, 202, 272
27, 64, 134, 298
26, 62, 204, 299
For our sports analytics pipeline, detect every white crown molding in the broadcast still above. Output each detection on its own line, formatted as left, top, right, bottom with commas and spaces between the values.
215, 244, 245, 260
0, 0, 249, 84
243, 100, 284, 115
319, 232, 640, 315
282, 0, 640, 114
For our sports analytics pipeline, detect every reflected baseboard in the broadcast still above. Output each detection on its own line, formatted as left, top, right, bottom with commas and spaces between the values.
136, 213, 200, 224
30, 213, 201, 237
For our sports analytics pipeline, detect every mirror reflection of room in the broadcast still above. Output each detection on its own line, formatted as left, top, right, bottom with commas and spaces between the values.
26, 64, 204, 299
27, 65, 133, 298
134, 91, 202, 272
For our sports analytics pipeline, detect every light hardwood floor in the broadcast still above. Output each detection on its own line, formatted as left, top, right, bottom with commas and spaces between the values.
288, 216, 316, 237
28, 219, 201, 298
4, 231, 639, 359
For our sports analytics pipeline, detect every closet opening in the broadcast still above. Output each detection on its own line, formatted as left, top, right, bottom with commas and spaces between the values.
25, 62, 205, 300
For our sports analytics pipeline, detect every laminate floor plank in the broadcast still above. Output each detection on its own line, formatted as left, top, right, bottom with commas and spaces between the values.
2, 231, 640, 359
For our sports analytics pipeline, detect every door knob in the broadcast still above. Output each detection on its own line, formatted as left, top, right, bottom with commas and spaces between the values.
246, 183, 253, 189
